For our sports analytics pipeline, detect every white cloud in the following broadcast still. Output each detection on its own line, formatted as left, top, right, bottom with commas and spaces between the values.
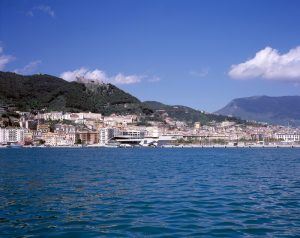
148, 76, 161, 82
189, 68, 209, 78
114, 73, 142, 84
60, 68, 107, 83
14, 60, 41, 75
229, 46, 300, 81
60, 68, 144, 85
0, 44, 40, 74
27, 5, 55, 18
0, 46, 15, 70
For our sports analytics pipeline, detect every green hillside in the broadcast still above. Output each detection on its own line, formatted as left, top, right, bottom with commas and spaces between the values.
0, 71, 151, 115
0, 71, 250, 125
144, 101, 246, 125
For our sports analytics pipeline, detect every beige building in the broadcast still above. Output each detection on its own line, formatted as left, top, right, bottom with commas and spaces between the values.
76, 131, 99, 145
194, 122, 201, 129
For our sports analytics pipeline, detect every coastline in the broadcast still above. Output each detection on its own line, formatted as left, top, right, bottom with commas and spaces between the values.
1, 144, 300, 149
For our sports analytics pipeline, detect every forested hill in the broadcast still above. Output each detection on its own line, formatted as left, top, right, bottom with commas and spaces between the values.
0, 71, 250, 125
143, 101, 246, 125
0, 71, 151, 115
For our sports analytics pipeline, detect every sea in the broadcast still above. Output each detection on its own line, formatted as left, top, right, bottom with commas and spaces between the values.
0, 148, 299, 237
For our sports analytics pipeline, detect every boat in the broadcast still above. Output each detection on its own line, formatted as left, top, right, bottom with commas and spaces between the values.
7, 143, 23, 148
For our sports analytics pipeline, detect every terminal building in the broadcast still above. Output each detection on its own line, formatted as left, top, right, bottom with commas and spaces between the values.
99, 128, 146, 145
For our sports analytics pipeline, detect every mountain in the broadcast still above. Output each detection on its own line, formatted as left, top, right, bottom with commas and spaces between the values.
0, 71, 151, 115
216, 96, 300, 126
0, 71, 250, 125
144, 101, 245, 125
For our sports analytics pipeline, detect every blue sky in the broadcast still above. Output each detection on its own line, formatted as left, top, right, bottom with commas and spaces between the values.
1, 0, 300, 112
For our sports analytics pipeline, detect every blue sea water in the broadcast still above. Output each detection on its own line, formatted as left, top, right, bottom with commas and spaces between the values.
0, 148, 300, 237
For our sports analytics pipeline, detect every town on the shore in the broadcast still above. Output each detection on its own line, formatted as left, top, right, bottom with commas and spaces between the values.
1, 108, 300, 148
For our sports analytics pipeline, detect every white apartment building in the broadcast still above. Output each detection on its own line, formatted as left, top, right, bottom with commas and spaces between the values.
99, 128, 117, 145
35, 112, 103, 122
0, 128, 26, 144
276, 133, 300, 142
63, 112, 103, 121
35, 112, 64, 121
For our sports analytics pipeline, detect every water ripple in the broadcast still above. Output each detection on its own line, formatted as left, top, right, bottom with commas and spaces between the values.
0, 148, 300, 237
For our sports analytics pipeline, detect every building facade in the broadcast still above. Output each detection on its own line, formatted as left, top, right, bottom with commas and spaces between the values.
275, 133, 300, 142
99, 128, 117, 145
0, 128, 26, 144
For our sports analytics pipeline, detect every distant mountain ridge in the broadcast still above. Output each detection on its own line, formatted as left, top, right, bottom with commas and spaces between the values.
144, 101, 245, 125
216, 95, 300, 126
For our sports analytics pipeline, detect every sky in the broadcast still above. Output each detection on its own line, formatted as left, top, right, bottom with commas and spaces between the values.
1, 0, 300, 112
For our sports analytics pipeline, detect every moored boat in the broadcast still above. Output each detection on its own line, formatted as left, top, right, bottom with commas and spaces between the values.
7, 143, 23, 148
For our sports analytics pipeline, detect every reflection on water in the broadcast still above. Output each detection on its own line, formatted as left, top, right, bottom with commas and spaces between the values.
0, 148, 300, 237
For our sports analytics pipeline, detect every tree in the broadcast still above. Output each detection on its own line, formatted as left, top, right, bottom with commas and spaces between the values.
39, 139, 45, 145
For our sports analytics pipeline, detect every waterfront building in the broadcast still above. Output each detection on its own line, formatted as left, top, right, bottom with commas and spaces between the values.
24, 131, 34, 145
100, 128, 147, 145
99, 128, 117, 145
76, 131, 99, 145
275, 133, 300, 142
43, 132, 57, 146
32, 130, 43, 141
115, 129, 146, 139
42, 131, 76, 146
0, 128, 26, 145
